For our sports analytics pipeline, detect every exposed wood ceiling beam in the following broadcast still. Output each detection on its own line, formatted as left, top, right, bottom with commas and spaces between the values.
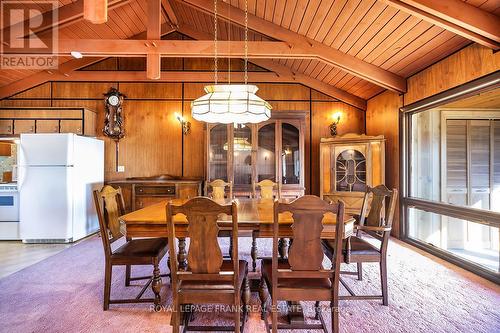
0, 26, 176, 100
29, 71, 287, 83
3, 39, 317, 57
382, 0, 500, 50
178, 24, 367, 110
1, 0, 133, 43
147, 0, 162, 79
181, 0, 406, 93
84, 0, 108, 24
162, 0, 179, 27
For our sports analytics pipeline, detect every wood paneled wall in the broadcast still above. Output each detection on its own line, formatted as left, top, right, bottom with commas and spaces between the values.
405, 44, 500, 105
366, 91, 403, 237
0, 63, 365, 193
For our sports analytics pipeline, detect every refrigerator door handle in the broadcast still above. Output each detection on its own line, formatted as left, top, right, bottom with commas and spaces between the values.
17, 166, 26, 191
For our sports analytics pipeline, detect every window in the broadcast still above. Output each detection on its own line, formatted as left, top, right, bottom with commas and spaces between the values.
411, 113, 500, 211
408, 208, 499, 272
404, 84, 500, 281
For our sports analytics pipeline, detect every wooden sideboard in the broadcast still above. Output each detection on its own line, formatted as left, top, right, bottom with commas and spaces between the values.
108, 176, 203, 212
0, 107, 97, 136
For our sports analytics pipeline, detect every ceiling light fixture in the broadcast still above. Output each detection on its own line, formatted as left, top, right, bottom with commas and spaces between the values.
70, 51, 83, 59
191, 0, 271, 124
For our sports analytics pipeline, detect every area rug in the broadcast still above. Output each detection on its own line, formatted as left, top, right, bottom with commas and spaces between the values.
0, 236, 498, 333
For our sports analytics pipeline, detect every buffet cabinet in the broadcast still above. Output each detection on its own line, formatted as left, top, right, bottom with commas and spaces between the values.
320, 133, 385, 215
108, 176, 203, 212
0, 107, 97, 136
206, 113, 306, 198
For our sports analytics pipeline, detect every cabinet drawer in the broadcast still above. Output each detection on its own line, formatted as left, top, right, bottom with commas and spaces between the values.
0, 120, 13, 135
36, 120, 60, 133
14, 120, 35, 134
135, 196, 170, 209
135, 185, 176, 196
60, 120, 83, 135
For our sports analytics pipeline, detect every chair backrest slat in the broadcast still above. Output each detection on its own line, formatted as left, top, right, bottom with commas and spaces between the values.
93, 185, 126, 258
358, 185, 398, 250
206, 179, 233, 200
273, 195, 344, 277
253, 179, 279, 199
288, 210, 325, 271
167, 197, 239, 287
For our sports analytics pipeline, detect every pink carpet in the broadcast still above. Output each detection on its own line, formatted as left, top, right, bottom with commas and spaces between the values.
0, 236, 499, 333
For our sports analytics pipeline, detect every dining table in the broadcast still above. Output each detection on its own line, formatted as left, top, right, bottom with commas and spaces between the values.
119, 197, 355, 270
119, 197, 355, 325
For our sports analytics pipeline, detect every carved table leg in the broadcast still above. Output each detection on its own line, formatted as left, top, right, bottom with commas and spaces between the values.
177, 238, 187, 271
251, 233, 258, 272
152, 262, 162, 310
278, 238, 288, 259
259, 278, 268, 320
243, 276, 251, 321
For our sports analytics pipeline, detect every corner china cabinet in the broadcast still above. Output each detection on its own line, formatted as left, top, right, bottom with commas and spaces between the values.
206, 113, 306, 198
320, 133, 385, 214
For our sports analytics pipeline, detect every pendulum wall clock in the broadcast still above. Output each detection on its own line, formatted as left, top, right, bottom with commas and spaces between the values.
103, 87, 126, 171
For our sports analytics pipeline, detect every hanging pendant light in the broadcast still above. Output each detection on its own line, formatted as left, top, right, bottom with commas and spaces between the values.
191, 0, 271, 124
223, 137, 252, 151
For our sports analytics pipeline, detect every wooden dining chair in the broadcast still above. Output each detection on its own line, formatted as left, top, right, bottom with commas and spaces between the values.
259, 195, 345, 333
251, 179, 280, 271
252, 179, 280, 199
167, 197, 250, 333
93, 185, 169, 310
205, 179, 233, 200
322, 185, 397, 306
205, 179, 234, 258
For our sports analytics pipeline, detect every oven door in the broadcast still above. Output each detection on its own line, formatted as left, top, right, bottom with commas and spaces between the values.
0, 192, 19, 221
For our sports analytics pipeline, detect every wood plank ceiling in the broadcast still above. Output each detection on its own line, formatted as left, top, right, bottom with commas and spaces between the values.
1, 0, 499, 102
0, 0, 168, 87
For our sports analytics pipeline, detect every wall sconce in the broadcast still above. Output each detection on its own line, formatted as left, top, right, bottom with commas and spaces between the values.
329, 112, 342, 136
175, 112, 191, 135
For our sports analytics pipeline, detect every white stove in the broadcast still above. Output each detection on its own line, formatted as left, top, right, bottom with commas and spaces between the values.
0, 182, 20, 240
0, 183, 17, 191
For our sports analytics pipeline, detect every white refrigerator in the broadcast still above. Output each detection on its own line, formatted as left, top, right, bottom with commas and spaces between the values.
19, 133, 104, 243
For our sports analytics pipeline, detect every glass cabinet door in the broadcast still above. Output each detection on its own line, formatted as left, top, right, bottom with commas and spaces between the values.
257, 123, 276, 182
335, 149, 367, 192
233, 124, 253, 185
207, 118, 304, 198
209, 124, 228, 181
281, 123, 300, 185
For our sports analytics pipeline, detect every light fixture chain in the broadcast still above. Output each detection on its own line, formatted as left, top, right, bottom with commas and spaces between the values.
244, 0, 248, 85
228, 0, 231, 85
214, 0, 218, 85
